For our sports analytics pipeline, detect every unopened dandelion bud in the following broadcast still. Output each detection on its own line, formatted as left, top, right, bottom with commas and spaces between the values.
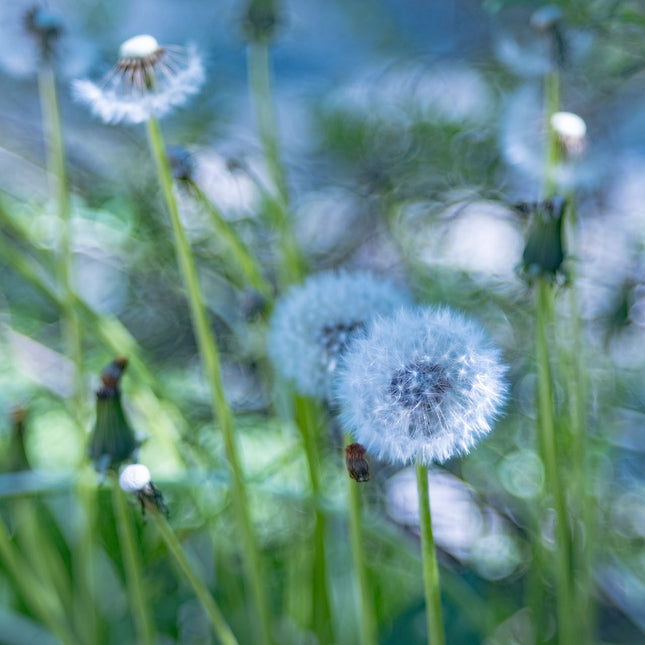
89, 357, 137, 473
345, 443, 370, 482
7, 407, 31, 472
119, 464, 168, 516
73, 34, 204, 124
242, 0, 280, 43
530, 6, 566, 67
550, 111, 587, 157
24, 6, 63, 62
335, 307, 508, 466
166, 145, 195, 182
521, 197, 567, 279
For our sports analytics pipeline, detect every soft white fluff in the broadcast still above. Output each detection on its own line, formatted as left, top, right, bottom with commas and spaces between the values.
334, 307, 508, 465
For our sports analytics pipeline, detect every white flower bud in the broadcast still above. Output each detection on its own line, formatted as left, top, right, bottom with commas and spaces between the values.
119, 464, 152, 493
551, 111, 587, 156
119, 35, 160, 60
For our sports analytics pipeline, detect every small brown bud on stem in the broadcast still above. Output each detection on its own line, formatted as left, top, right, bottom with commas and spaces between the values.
345, 443, 370, 482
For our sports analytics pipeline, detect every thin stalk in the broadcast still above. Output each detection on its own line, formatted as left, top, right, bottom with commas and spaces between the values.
544, 71, 560, 199
112, 483, 155, 645
294, 396, 334, 643
146, 116, 272, 645
152, 513, 239, 645
415, 464, 445, 645
535, 279, 575, 645
37, 64, 85, 419
562, 197, 595, 642
246, 41, 305, 285
345, 435, 377, 645
0, 515, 77, 645
38, 63, 97, 645
187, 180, 272, 298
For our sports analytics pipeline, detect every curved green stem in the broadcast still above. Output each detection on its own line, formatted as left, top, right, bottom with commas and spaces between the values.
152, 513, 239, 645
535, 279, 575, 645
415, 464, 445, 645
345, 435, 377, 645
112, 483, 155, 645
187, 181, 272, 298
146, 116, 272, 645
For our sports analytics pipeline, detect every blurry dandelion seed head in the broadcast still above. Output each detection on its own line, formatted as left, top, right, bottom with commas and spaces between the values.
268, 271, 411, 398
550, 111, 587, 157
334, 307, 508, 465
72, 34, 204, 124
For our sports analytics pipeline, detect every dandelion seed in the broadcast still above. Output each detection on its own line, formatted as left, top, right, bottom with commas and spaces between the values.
119, 463, 168, 516
334, 307, 508, 465
72, 34, 204, 124
268, 271, 411, 398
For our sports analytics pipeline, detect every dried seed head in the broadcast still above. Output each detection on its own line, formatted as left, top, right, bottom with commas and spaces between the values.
73, 35, 204, 124
335, 307, 508, 465
345, 443, 370, 482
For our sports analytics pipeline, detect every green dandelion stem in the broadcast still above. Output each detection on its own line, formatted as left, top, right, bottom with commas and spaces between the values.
415, 463, 446, 645
146, 116, 272, 645
152, 512, 239, 645
37, 64, 85, 420
112, 483, 155, 645
246, 41, 305, 285
544, 70, 560, 199
294, 396, 334, 643
535, 279, 575, 645
345, 435, 378, 645
187, 180, 272, 298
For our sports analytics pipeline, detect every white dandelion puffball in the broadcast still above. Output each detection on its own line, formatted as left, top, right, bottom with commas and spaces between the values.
119, 464, 151, 493
334, 307, 508, 465
268, 271, 411, 398
72, 34, 204, 124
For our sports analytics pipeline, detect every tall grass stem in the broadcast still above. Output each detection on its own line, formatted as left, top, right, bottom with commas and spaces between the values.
345, 435, 378, 645
112, 483, 155, 645
535, 279, 575, 645
152, 513, 239, 645
146, 116, 272, 645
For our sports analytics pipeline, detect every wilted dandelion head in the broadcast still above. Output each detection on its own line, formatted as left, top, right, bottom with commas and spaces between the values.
268, 271, 411, 398
334, 307, 508, 465
72, 34, 204, 124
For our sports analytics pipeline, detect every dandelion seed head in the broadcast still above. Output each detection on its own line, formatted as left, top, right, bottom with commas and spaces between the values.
268, 271, 411, 398
334, 307, 508, 465
72, 35, 205, 124
119, 463, 151, 493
